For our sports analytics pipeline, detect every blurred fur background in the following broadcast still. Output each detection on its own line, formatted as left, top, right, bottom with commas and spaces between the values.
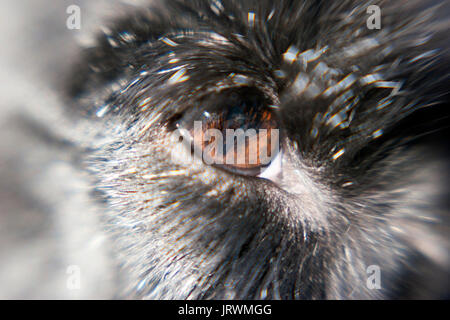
0, 0, 448, 299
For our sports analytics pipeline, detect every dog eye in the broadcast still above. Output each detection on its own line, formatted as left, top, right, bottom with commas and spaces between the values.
173, 88, 280, 176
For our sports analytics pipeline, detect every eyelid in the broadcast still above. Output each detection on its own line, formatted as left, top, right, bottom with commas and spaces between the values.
258, 151, 282, 181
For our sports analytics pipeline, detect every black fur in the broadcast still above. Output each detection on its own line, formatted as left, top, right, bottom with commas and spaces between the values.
0, 0, 449, 299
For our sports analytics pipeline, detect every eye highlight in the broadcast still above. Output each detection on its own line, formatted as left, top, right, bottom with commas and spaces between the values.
175, 88, 280, 176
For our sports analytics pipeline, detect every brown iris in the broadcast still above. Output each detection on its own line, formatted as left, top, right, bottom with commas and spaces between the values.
181, 88, 279, 176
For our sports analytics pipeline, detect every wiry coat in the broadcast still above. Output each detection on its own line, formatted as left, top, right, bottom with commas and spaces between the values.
0, 0, 448, 299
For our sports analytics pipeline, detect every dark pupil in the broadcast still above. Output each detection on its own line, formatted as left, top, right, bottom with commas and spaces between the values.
226, 105, 247, 128
203, 96, 271, 133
